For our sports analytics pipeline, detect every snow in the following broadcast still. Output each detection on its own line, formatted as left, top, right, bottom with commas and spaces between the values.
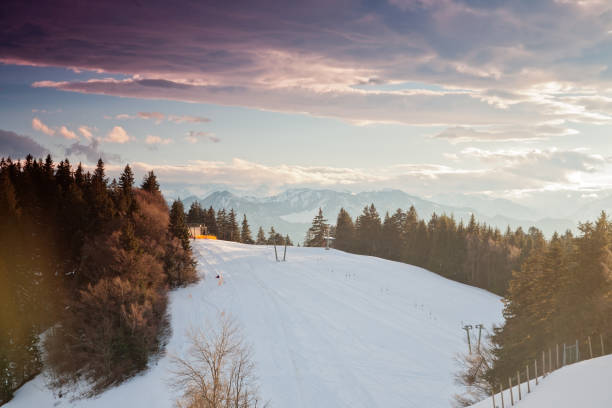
470, 354, 612, 408
8, 240, 503, 408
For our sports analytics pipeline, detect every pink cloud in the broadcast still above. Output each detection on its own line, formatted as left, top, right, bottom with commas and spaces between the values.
105, 126, 130, 143
32, 117, 55, 136
59, 125, 78, 140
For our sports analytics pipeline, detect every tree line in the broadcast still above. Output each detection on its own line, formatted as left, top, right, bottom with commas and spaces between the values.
185, 201, 293, 246
485, 212, 612, 392
0, 155, 197, 403
306, 204, 547, 296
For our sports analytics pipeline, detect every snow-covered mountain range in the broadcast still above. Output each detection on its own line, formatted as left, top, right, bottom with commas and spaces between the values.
178, 189, 579, 243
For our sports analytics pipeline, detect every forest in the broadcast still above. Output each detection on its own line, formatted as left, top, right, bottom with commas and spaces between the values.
0, 155, 197, 403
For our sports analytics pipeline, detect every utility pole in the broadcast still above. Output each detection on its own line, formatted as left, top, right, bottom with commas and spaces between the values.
475, 324, 484, 352
283, 237, 287, 262
463, 325, 473, 354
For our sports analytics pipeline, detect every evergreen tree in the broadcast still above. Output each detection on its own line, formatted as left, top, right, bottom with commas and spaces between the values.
267, 226, 278, 245
216, 209, 227, 240
256, 227, 267, 245
334, 208, 354, 252
119, 164, 134, 193
205, 206, 218, 236
241, 215, 254, 244
140, 170, 160, 193
354, 204, 381, 255
187, 201, 206, 225
169, 200, 191, 251
306, 208, 327, 247
227, 209, 240, 242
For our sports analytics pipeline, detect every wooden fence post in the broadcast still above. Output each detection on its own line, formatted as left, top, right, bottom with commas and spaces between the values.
500, 384, 505, 408
517, 371, 521, 400
576, 339, 580, 361
589, 336, 593, 359
549, 348, 552, 371
535, 359, 538, 385
526, 364, 531, 393
508, 377, 514, 406
563, 343, 566, 366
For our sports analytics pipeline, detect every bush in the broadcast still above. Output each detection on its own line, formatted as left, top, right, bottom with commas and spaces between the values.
170, 315, 266, 408
46, 250, 170, 395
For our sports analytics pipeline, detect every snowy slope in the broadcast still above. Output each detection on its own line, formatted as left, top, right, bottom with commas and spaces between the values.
470, 354, 612, 408
8, 240, 502, 408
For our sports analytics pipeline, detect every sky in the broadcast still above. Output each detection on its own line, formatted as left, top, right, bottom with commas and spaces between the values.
2, 0, 612, 214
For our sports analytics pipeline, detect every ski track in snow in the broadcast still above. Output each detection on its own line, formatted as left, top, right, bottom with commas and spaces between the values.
8, 240, 503, 408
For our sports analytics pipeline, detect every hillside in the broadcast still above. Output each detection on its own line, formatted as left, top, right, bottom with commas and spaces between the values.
470, 354, 612, 408
181, 188, 575, 242
8, 240, 502, 408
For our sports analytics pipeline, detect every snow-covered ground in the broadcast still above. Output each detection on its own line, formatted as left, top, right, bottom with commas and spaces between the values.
470, 354, 612, 408
8, 240, 503, 408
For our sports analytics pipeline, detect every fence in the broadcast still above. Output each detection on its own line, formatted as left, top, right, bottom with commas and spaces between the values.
490, 334, 607, 407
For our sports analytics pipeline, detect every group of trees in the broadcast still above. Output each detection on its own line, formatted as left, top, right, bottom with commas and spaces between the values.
0, 155, 197, 402
185, 201, 292, 246
305, 204, 610, 406
486, 212, 612, 390
309, 204, 544, 295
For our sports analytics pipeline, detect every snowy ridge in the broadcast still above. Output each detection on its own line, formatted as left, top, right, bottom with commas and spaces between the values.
180, 188, 576, 242
8, 240, 503, 408
470, 354, 612, 408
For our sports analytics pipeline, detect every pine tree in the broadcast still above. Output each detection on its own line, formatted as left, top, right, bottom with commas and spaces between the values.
140, 171, 160, 193
74, 163, 85, 188
216, 209, 227, 240
256, 227, 266, 245
227, 209, 240, 242
187, 201, 205, 225
92, 158, 107, 186
306, 208, 327, 247
169, 200, 191, 251
205, 206, 218, 236
119, 164, 134, 193
241, 215, 254, 244
335, 208, 354, 252
354, 204, 381, 255
267, 226, 277, 245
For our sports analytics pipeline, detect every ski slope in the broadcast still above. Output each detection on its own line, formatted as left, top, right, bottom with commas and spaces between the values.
8, 240, 503, 408
470, 354, 612, 408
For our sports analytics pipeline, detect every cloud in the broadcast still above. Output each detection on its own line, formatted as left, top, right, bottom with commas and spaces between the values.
433, 124, 578, 143
110, 153, 610, 201
78, 126, 93, 140
6, 0, 612, 129
59, 125, 77, 140
145, 135, 173, 145
137, 111, 165, 123
457, 147, 611, 183
111, 111, 210, 125
185, 131, 219, 144
105, 126, 130, 143
168, 114, 210, 124
32, 117, 55, 136
0, 129, 48, 158
65, 138, 122, 163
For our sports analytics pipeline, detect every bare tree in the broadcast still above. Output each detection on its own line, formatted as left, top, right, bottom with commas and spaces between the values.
169, 314, 266, 408
452, 336, 495, 407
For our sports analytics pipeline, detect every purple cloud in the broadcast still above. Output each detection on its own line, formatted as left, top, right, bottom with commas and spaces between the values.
0, 129, 48, 158
3, 0, 612, 127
